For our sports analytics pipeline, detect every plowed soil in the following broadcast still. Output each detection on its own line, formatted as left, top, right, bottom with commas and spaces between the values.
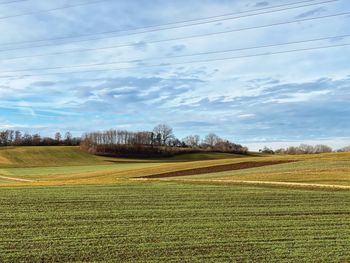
140, 160, 294, 179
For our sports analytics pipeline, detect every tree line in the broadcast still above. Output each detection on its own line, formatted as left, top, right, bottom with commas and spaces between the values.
0, 130, 81, 146
80, 124, 248, 157
2, 127, 349, 157
260, 144, 350, 154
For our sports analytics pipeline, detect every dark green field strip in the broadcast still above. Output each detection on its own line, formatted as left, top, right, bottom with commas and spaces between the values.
0, 183, 349, 262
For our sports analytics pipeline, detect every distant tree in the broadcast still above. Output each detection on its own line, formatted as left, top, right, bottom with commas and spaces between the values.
14, 131, 22, 145
64, 132, 73, 146
0, 130, 15, 146
314, 144, 332, 153
274, 144, 333, 155
203, 133, 221, 148
79, 128, 249, 157
298, 144, 314, 154
183, 135, 200, 148
41, 137, 55, 146
154, 133, 162, 146
7, 130, 14, 145
337, 146, 350, 152
0, 129, 81, 147
275, 148, 286, 154
153, 124, 174, 146
286, 146, 297, 155
260, 146, 275, 154
32, 134, 41, 146
55, 132, 62, 144
168, 138, 182, 147
22, 133, 33, 146
0, 131, 8, 146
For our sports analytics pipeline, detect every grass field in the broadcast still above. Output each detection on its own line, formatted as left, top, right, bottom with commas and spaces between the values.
0, 146, 107, 168
0, 146, 349, 262
163, 158, 350, 187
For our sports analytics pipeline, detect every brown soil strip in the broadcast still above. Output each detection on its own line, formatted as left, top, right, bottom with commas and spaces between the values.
0, 175, 34, 182
138, 160, 293, 179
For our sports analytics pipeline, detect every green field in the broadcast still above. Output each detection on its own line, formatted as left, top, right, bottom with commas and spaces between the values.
0, 146, 107, 168
0, 147, 349, 262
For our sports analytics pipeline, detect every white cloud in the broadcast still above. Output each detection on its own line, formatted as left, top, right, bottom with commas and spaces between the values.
270, 90, 331, 103
238, 113, 256, 118
0, 0, 349, 146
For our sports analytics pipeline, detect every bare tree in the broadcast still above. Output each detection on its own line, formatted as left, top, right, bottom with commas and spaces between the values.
314, 144, 332, 153
64, 132, 73, 146
276, 144, 333, 155
14, 131, 22, 145
32, 134, 41, 146
298, 144, 314, 154
260, 146, 275, 154
183, 135, 200, 148
153, 124, 174, 146
0, 129, 80, 147
80, 127, 249, 156
55, 132, 62, 144
275, 148, 286, 154
203, 133, 221, 148
286, 146, 297, 155
338, 146, 350, 152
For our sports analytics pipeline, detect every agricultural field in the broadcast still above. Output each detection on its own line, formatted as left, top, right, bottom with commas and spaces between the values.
0, 146, 350, 262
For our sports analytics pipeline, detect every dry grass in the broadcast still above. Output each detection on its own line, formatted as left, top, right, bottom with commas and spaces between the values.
162, 155, 350, 188
0, 146, 112, 168
0, 155, 11, 165
0, 147, 349, 190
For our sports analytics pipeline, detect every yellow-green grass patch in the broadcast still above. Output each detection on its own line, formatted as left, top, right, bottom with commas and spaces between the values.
165, 159, 350, 188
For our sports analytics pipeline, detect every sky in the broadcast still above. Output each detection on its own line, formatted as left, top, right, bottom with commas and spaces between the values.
0, 0, 349, 150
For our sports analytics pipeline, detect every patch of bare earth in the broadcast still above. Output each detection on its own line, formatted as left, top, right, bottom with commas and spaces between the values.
138, 160, 294, 179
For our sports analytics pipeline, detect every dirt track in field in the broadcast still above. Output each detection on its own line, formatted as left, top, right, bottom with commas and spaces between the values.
138, 160, 294, 179
183, 179, 350, 190
0, 175, 34, 182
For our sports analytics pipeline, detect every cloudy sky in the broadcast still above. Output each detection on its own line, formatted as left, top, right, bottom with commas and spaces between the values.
0, 0, 349, 150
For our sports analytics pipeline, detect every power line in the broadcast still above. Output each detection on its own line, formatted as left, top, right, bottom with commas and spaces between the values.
0, 0, 336, 46
0, 0, 28, 5
3, 34, 350, 73
0, 0, 111, 20
0, 0, 339, 53
1, 42, 349, 79
1, 10, 349, 58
